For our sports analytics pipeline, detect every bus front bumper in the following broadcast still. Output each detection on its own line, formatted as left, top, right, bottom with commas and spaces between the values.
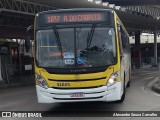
36, 82, 122, 103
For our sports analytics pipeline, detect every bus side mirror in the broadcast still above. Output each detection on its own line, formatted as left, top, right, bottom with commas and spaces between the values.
25, 25, 33, 52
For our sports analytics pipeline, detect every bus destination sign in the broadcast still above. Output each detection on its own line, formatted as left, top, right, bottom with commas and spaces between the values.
44, 12, 106, 24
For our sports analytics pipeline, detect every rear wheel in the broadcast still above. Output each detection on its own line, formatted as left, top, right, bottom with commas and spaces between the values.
127, 70, 131, 88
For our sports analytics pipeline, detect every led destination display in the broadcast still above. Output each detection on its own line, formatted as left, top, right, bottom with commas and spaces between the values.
47, 13, 104, 23
36, 11, 112, 28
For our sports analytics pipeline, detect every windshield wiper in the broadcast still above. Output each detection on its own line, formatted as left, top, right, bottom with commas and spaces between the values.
53, 25, 63, 60
87, 24, 96, 48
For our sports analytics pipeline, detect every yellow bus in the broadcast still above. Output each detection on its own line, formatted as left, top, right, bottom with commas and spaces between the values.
27, 9, 131, 103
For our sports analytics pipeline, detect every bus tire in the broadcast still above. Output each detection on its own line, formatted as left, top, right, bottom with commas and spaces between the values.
117, 74, 125, 103
127, 70, 131, 88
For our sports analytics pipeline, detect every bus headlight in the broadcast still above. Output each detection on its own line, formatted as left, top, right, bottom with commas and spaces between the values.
35, 73, 48, 89
107, 71, 119, 86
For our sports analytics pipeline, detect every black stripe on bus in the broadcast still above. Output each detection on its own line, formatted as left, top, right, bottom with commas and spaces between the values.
48, 77, 106, 82
51, 86, 103, 89
50, 91, 106, 95
53, 96, 103, 100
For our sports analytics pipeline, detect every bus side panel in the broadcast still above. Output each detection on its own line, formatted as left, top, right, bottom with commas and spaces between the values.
114, 12, 124, 97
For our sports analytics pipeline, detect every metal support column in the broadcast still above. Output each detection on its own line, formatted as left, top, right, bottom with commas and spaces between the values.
154, 27, 158, 67
134, 31, 141, 68
159, 63, 160, 83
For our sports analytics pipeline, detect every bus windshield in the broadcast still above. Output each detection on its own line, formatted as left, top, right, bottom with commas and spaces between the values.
36, 24, 117, 68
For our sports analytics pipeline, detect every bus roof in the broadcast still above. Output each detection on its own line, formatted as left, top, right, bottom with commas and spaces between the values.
37, 8, 115, 15
36, 8, 115, 27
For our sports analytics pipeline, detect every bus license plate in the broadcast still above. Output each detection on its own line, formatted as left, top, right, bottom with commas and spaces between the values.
70, 92, 84, 97
65, 59, 74, 65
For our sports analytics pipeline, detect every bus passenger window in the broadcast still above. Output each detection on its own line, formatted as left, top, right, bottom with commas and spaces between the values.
117, 24, 124, 54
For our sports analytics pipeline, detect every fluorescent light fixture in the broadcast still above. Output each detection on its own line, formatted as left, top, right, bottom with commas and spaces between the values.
121, 7, 126, 11
95, 0, 101, 4
102, 2, 109, 6
88, 0, 93, 2
115, 6, 121, 10
109, 4, 115, 8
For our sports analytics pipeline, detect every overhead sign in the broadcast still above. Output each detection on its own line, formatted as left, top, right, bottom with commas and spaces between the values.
37, 11, 112, 26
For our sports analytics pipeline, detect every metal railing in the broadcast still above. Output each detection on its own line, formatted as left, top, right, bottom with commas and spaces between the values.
131, 57, 160, 69
0, 64, 34, 85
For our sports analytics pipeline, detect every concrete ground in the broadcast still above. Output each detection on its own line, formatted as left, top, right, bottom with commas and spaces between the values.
0, 68, 160, 120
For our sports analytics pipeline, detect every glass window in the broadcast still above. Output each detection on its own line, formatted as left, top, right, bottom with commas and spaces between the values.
36, 25, 117, 68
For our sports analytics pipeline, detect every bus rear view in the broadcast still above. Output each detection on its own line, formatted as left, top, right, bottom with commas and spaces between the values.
34, 9, 131, 103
